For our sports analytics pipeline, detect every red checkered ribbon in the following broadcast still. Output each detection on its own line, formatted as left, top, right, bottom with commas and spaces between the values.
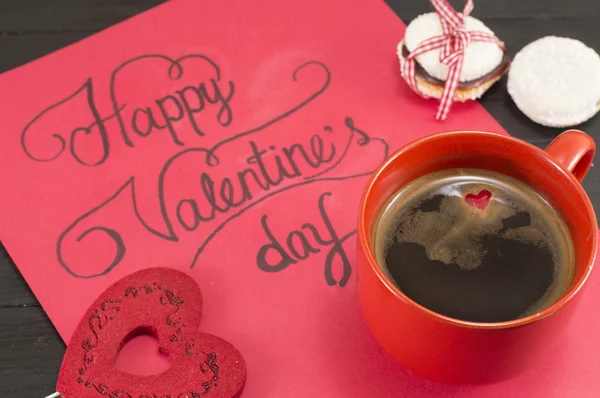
402, 0, 505, 120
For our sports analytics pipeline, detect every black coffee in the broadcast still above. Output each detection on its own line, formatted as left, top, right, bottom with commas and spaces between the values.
374, 168, 575, 323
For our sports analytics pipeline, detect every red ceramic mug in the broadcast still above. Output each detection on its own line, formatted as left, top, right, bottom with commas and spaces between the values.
357, 130, 597, 384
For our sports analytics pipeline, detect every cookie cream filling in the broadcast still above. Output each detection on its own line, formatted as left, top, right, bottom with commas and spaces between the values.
399, 43, 510, 89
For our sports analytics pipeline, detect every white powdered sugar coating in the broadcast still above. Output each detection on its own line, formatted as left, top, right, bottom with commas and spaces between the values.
403, 12, 504, 82
507, 36, 600, 127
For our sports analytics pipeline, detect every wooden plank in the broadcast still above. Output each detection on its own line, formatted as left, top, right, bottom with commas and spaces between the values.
484, 19, 600, 57
0, 0, 596, 35
0, 0, 163, 33
0, 246, 39, 307
0, 32, 93, 73
0, 307, 64, 396
384, 7, 600, 58
386, 0, 600, 21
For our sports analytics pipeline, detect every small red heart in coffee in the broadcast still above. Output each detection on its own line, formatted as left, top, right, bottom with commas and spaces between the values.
465, 189, 492, 210
56, 268, 246, 397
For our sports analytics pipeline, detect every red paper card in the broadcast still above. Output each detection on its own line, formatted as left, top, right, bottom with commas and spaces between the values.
0, 0, 598, 396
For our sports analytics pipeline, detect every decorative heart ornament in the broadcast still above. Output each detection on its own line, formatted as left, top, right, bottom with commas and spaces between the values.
56, 268, 246, 397
465, 189, 492, 211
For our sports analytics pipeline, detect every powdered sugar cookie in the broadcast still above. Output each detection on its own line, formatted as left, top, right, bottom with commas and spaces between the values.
508, 36, 600, 127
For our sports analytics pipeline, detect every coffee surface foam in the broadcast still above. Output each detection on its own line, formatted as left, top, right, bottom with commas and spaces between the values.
375, 168, 575, 321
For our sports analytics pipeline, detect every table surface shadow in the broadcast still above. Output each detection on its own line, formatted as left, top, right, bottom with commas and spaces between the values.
1, 0, 599, 396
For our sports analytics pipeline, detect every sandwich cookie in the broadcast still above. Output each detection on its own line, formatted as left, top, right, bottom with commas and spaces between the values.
397, 0, 509, 120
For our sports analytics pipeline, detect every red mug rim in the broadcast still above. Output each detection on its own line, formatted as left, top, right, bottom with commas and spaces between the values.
357, 131, 598, 330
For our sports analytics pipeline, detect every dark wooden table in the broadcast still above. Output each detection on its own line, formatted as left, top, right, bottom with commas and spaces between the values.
1, 1, 598, 396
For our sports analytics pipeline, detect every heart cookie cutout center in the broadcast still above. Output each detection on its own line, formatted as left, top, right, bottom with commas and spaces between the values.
114, 327, 172, 376
465, 189, 492, 211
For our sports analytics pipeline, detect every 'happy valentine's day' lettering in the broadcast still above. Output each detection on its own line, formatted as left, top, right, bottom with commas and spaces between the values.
20, 54, 389, 286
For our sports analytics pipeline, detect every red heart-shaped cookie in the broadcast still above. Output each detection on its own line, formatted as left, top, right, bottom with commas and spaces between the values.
56, 268, 246, 397
465, 189, 492, 211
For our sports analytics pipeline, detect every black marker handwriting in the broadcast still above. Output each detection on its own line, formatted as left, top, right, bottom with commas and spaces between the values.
257, 192, 355, 287
303, 116, 371, 180
21, 55, 329, 167
20, 79, 119, 166
56, 116, 389, 279
109, 54, 234, 148
32, 55, 389, 284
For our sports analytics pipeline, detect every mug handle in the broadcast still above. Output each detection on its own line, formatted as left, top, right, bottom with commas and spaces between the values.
544, 129, 596, 182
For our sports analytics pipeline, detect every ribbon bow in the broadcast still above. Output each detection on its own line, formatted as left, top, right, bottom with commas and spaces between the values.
402, 0, 505, 120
